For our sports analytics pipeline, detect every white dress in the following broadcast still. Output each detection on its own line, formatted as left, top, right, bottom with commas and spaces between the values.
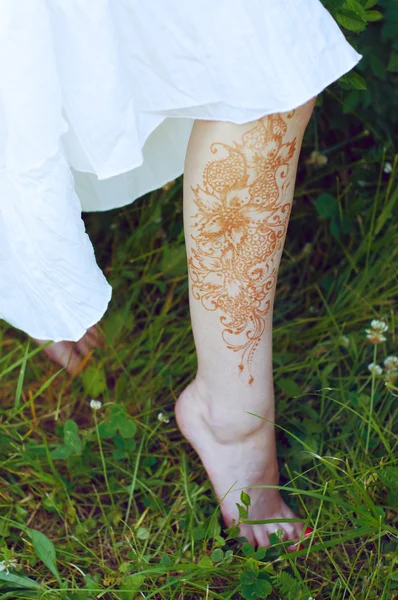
0, 0, 361, 342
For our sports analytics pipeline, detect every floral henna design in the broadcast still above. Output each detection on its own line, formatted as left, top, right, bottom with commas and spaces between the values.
188, 113, 297, 384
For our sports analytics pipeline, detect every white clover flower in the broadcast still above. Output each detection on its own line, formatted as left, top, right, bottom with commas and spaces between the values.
309, 150, 328, 167
0, 559, 17, 574
366, 331, 387, 344
383, 162, 393, 174
365, 320, 388, 344
370, 320, 388, 333
357, 180, 366, 188
157, 412, 170, 424
90, 399, 102, 411
340, 335, 350, 348
384, 356, 398, 373
368, 363, 383, 376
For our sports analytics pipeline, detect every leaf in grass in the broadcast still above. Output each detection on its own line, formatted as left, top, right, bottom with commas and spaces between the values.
118, 418, 137, 439
14, 340, 30, 411
387, 50, 398, 72
316, 194, 338, 218
339, 72, 367, 90
0, 571, 42, 590
98, 420, 117, 439
277, 378, 300, 397
51, 419, 82, 459
343, 90, 361, 113
254, 577, 272, 598
63, 420, 82, 455
240, 490, 251, 508
51, 444, 73, 460
241, 542, 255, 557
210, 548, 224, 563
160, 244, 187, 276
240, 567, 272, 599
328, 0, 345, 10
343, 0, 367, 18
82, 365, 107, 397
378, 467, 398, 489
336, 10, 367, 32
375, 186, 398, 235
27, 529, 61, 585
237, 503, 248, 520
99, 405, 137, 439
118, 574, 146, 600
365, 10, 383, 21
370, 55, 387, 80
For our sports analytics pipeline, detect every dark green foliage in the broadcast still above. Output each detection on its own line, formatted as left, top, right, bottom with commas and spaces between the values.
239, 562, 272, 599
97, 404, 137, 439
321, 0, 398, 137
271, 571, 312, 600
51, 420, 82, 459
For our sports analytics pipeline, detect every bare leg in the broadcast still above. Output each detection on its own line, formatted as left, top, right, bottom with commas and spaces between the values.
33, 324, 102, 374
176, 100, 315, 547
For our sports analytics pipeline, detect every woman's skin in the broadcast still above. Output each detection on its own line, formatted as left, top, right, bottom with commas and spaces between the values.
33, 324, 103, 374
34, 98, 315, 547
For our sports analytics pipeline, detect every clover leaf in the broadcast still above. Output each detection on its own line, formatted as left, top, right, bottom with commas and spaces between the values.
51, 420, 82, 459
98, 405, 137, 439
240, 562, 272, 599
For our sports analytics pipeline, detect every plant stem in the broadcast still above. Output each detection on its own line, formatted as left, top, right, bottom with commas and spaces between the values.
366, 344, 377, 454
94, 412, 116, 513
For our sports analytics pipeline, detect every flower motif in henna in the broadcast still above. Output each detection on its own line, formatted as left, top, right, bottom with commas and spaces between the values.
188, 113, 297, 384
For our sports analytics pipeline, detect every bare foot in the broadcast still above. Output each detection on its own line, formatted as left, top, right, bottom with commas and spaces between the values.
32, 325, 103, 374
176, 379, 308, 548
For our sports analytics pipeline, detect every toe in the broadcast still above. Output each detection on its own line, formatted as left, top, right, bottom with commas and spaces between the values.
237, 524, 256, 547
76, 326, 101, 355
86, 325, 104, 348
285, 525, 314, 551
43, 341, 82, 374
60, 347, 82, 374
75, 337, 93, 357
253, 527, 270, 549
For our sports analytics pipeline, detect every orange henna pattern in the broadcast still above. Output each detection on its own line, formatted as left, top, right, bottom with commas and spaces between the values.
188, 113, 297, 384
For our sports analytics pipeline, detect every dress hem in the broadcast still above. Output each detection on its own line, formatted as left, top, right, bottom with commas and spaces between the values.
82, 49, 362, 211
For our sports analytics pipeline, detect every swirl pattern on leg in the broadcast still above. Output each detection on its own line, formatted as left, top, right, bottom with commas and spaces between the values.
188, 112, 297, 384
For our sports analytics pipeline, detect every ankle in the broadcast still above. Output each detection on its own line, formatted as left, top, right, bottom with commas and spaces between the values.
180, 376, 275, 445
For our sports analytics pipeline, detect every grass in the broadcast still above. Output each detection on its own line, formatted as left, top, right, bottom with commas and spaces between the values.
0, 102, 397, 599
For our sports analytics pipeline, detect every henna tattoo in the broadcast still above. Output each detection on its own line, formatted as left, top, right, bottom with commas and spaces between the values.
188, 113, 297, 384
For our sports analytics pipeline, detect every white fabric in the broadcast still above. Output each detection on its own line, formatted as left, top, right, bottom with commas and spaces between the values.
0, 0, 361, 341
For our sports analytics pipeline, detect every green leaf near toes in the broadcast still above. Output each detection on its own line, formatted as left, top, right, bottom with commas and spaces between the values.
210, 548, 224, 563
240, 490, 251, 507
240, 574, 272, 599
